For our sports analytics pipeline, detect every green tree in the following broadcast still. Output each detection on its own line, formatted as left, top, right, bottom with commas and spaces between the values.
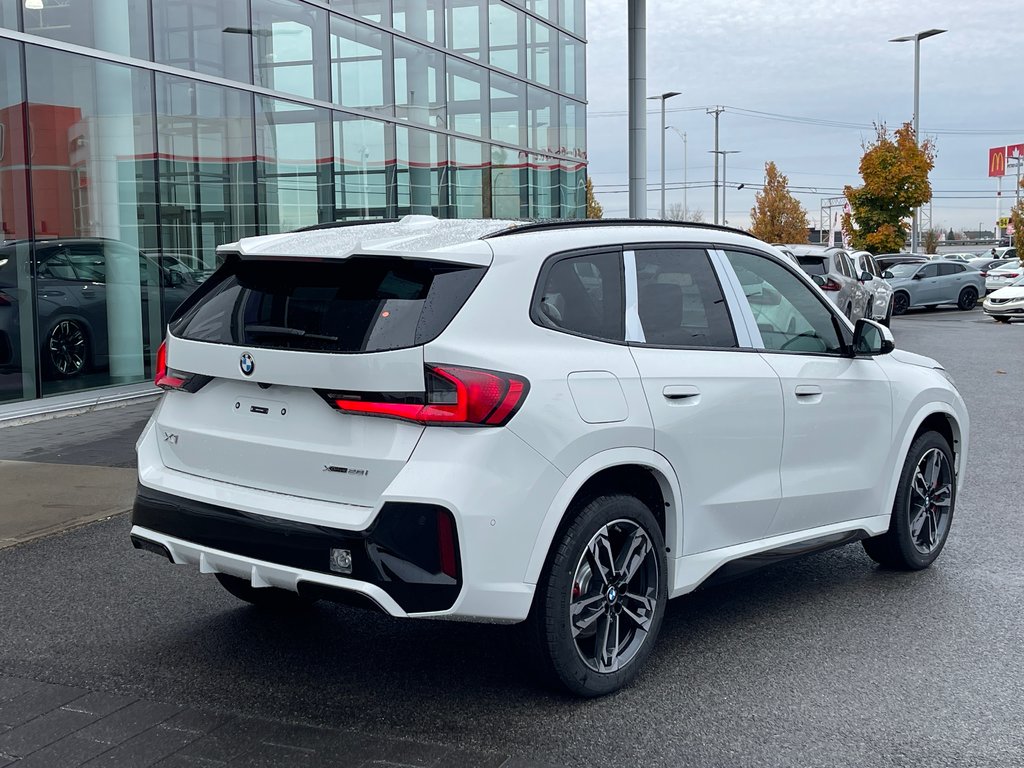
585, 177, 603, 219
1011, 178, 1024, 248
947, 227, 956, 242
749, 162, 808, 243
842, 122, 935, 254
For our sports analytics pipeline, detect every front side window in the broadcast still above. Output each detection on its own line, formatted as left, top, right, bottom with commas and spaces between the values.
633, 248, 736, 348
725, 250, 844, 355
918, 263, 939, 278
534, 251, 624, 342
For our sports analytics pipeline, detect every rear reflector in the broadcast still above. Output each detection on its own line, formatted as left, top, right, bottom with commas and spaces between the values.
323, 364, 529, 427
154, 340, 211, 393
437, 510, 457, 579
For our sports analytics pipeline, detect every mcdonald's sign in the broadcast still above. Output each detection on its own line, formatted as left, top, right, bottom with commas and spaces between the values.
989, 146, 1006, 177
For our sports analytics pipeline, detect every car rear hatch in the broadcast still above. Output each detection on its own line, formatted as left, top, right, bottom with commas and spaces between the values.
796, 256, 828, 276
154, 249, 489, 508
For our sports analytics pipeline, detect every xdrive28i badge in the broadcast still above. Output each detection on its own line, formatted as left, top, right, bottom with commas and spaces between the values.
239, 352, 255, 376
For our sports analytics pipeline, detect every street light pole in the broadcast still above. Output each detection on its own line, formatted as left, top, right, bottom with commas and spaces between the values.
890, 28, 946, 253
667, 126, 688, 216
648, 92, 680, 218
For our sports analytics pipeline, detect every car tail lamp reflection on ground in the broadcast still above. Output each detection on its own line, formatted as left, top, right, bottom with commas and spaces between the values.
154, 340, 210, 393
819, 278, 842, 292
325, 365, 529, 426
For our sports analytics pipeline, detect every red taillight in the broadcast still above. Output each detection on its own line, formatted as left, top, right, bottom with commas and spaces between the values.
154, 340, 209, 392
328, 364, 529, 426
437, 509, 457, 579
820, 278, 842, 291
1005, 273, 1020, 279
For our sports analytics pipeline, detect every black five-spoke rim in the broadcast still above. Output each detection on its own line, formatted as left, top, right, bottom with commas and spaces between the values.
570, 519, 659, 674
49, 320, 86, 376
908, 447, 953, 555
895, 294, 909, 313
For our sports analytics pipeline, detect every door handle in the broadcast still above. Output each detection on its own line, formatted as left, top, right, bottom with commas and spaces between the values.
795, 385, 823, 402
663, 385, 700, 401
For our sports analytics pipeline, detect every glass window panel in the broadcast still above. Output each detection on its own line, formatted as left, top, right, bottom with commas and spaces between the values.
396, 125, 447, 217
22, 0, 150, 59
155, 75, 257, 282
393, 0, 443, 45
560, 97, 585, 158
559, 33, 585, 99
1, 0, 18, 30
490, 146, 526, 219
489, 2, 523, 76
525, 0, 554, 22
529, 153, 559, 218
330, 0, 388, 25
334, 114, 389, 220
527, 85, 556, 152
153, 0, 251, 82
251, 0, 329, 101
535, 251, 624, 341
394, 39, 445, 129
450, 138, 486, 218
446, 0, 485, 61
559, 0, 584, 35
490, 73, 526, 147
560, 163, 586, 219
0, 39, 34, 403
447, 57, 486, 137
24, 45, 160, 396
526, 18, 555, 87
256, 97, 333, 233
330, 16, 391, 114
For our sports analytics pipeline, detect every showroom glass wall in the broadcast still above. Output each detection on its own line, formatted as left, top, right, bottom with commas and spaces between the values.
0, 0, 586, 406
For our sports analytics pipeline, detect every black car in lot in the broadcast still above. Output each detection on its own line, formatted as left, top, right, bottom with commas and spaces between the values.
0, 238, 205, 379
875, 253, 929, 273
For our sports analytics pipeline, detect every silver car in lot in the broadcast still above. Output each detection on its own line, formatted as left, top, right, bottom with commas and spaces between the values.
850, 250, 894, 325
788, 245, 870, 320
885, 260, 986, 315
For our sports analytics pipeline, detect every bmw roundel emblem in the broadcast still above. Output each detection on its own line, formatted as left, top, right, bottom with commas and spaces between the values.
239, 352, 255, 376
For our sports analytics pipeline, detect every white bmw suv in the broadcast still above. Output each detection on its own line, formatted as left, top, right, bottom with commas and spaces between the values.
132, 216, 969, 697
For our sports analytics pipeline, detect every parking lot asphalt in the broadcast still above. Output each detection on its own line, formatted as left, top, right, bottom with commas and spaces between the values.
0, 307, 1022, 767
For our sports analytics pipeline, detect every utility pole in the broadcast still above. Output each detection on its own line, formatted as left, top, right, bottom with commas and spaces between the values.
707, 106, 724, 224
720, 150, 740, 225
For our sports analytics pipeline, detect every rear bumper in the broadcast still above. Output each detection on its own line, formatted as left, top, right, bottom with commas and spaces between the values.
131, 486, 461, 615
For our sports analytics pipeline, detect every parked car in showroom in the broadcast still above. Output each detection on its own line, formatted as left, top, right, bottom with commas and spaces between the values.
130, 216, 969, 697
0, 238, 205, 378
984, 260, 1022, 293
786, 245, 870, 320
885, 260, 986, 315
982, 275, 1024, 322
850, 250, 894, 325
875, 253, 928, 272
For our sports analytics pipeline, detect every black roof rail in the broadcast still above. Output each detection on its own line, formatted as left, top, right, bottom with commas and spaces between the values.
481, 218, 758, 241
292, 218, 401, 233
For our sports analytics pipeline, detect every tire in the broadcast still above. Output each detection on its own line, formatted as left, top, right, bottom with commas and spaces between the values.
862, 431, 955, 570
892, 292, 910, 316
529, 494, 667, 697
881, 298, 894, 327
957, 287, 978, 311
44, 318, 89, 378
994, 316, 1011, 323
215, 573, 316, 611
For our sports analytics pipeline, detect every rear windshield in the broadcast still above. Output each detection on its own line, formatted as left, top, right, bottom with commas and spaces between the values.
170, 256, 485, 353
796, 256, 828, 276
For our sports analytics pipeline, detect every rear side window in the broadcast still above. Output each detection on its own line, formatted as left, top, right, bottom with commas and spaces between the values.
634, 248, 736, 348
170, 256, 485, 353
938, 263, 963, 276
797, 256, 827, 276
534, 251, 624, 341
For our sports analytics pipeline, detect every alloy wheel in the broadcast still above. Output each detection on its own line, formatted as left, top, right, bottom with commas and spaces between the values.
48, 320, 87, 376
569, 519, 659, 674
907, 448, 953, 555
893, 293, 910, 315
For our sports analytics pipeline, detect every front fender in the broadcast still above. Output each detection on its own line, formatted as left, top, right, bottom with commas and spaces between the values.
523, 447, 682, 586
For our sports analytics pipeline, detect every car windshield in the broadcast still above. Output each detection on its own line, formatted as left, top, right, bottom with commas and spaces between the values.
886, 263, 921, 278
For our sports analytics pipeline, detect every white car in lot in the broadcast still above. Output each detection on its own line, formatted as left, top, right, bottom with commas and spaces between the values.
985, 261, 1022, 293
851, 250, 895, 325
982, 276, 1024, 322
131, 217, 970, 697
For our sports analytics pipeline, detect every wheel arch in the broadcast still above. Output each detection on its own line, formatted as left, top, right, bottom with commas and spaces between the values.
523, 448, 681, 589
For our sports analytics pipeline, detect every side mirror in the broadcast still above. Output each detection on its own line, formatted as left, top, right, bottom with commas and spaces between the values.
911, 272, 924, 280
165, 270, 185, 288
810, 274, 826, 287
853, 318, 895, 356
882, 270, 894, 279
859, 271, 873, 282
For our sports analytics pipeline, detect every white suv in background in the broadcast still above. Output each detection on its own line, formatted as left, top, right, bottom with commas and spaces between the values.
132, 217, 969, 697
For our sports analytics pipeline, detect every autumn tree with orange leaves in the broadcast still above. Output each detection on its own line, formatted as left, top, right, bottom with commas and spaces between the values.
842, 123, 935, 254
749, 162, 808, 243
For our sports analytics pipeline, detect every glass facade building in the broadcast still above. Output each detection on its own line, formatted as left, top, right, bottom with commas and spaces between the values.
0, 0, 586, 406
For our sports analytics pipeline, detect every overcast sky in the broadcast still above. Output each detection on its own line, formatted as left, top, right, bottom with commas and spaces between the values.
584, 0, 1021, 232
